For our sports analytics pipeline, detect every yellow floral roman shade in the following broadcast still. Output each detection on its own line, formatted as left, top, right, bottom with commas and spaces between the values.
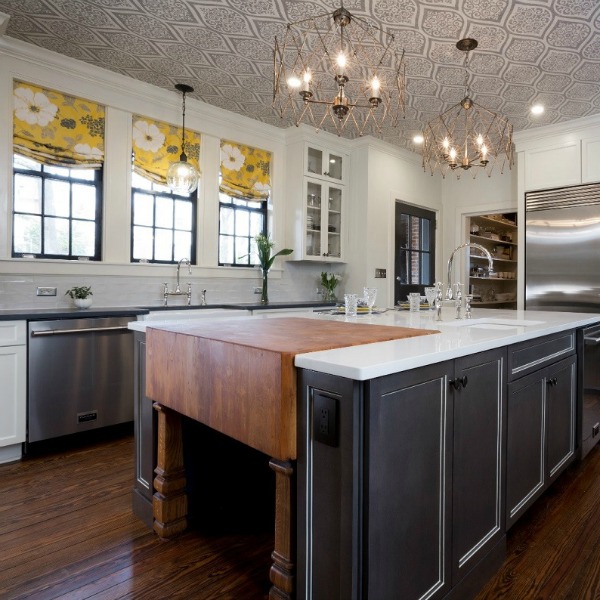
220, 140, 272, 201
13, 80, 105, 168
132, 115, 201, 185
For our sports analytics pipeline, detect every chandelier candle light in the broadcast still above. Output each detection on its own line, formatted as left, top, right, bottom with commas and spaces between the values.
273, 3, 406, 138
167, 83, 199, 195
421, 38, 514, 179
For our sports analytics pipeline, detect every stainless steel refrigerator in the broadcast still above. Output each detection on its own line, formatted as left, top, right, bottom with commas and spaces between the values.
525, 182, 600, 313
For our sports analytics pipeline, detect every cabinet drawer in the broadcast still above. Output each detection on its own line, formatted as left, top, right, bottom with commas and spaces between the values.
507, 330, 575, 381
0, 321, 26, 347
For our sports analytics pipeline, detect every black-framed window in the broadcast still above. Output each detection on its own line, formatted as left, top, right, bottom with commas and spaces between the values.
12, 153, 102, 260
395, 201, 436, 303
218, 191, 267, 266
131, 171, 196, 264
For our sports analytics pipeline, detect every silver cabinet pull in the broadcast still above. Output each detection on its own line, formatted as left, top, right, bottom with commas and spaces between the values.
31, 325, 129, 336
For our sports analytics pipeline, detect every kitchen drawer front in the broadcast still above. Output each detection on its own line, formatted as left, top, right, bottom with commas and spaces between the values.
507, 330, 575, 382
0, 321, 26, 347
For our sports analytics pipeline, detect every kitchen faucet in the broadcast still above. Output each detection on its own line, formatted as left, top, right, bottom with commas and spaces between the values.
163, 258, 192, 305
446, 242, 494, 318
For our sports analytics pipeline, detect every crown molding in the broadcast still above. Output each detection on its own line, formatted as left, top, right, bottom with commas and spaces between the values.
513, 113, 600, 150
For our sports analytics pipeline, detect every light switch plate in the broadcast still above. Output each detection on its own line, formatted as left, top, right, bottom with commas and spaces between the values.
375, 268, 387, 278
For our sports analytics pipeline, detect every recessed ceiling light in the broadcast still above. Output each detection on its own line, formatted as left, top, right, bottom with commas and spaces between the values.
531, 104, 545, 115
413, 134, 424, 144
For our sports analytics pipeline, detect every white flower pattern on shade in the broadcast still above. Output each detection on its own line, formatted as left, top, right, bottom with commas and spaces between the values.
253, 181, 271, 194
14, 87, 58, 127
74, 144, 103, 160
132, 120, 166, 152
221, 143, 245, 171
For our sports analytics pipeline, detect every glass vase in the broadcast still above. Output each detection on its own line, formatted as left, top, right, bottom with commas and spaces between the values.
261, 269, 269, 304
323, 288, 337, 303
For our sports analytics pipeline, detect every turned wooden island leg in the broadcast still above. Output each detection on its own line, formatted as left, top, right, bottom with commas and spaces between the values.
269, 458, 296, 600
153, 402, 188, 538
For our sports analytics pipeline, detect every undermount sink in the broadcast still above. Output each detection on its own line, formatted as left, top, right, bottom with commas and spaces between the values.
440, 318, 545, 328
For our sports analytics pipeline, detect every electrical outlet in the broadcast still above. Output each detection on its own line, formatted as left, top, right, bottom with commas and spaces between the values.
375, 268, 387, 278
253, 287, 262, 294
36, 286, 57, 296
313, 392, 338, 447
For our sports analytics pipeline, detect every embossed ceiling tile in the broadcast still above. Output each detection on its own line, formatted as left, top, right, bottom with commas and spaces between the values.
439, 87, 464, 103
504, 64, 540, 84
554, 0, 598, 19
429, 40, 464, 66
546, 21, 591, 49
114, 13, 178, 39
406, 57, 434, 78
499, 101, 529, 117
208, 53, 258, 74
209, 96, 247, 112
508, 116, 530, 130
534, 93, 568, 108
582, 38, 600, 60
469, 54, 505, 76
281, 1, 329, 22
236, 75, 271, 92
573, 62, 600, 83
501, 84, 536, 102
388, 29, 426, 54
463, 0, 509, 22
468, 25, 507, 52
141, 57, 194, 77
156, 43, 210, 65
230, 38, 273, 62
24, 34, 92, 61
5, 14, 46, 34
537, 74, 572, 92
189, 66, 237, 87
567, 83, 600, 100
227, 0, 282, 18
560, 99, 592, 117
403, 107, 419, 121
470, 76, 504, 95
47, 0, 119, 29
540, 50, 580, 74
176, 26, 228, 51
191, 5, 252, 35
98, 32, 161, 56
472, 95, 503, 110
90, 0, 137, 7
252, 19, 287, 43
421, 8, 464, 38
1, 0, 56, 14
40, 18, 103, 45
373, 0, 418, 26
412, 96, 445, 112
91, 48, 146, 69
135, 0, 197, 22
218, 85, 260, 103
128, 70, 178, 89
407, 78, 439, 95
504, 38, 546, 63
505, 5, 553, 37
528, 108, 560, 125
435, 66, 465, 85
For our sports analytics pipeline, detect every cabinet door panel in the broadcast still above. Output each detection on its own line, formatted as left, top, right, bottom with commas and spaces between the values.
546, 356, 576, 482
452, 349, 505, 584
506, 374, 545, 529
0, 345, 26, 446
366, 364, 452, 600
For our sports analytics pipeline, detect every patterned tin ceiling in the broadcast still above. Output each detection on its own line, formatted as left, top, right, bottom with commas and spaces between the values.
2, 0, 600, 150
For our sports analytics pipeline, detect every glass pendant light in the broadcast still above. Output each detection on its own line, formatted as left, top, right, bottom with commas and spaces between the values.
167, 83, 199, 195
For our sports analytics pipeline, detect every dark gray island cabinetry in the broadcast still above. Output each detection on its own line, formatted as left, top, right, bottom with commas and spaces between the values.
298, 348, 507, 600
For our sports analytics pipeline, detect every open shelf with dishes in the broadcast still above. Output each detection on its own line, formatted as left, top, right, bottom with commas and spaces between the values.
468, 212, 518, 308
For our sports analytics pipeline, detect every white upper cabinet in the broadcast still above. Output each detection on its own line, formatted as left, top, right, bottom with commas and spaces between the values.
582, 135, 600, 184
523, 141, 581, 191
306, 144, 346, 185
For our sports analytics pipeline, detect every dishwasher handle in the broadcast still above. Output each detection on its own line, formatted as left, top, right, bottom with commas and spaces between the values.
31, 325, 130, 337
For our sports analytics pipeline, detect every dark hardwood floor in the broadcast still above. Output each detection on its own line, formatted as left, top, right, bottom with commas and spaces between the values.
2, 429, 600, 599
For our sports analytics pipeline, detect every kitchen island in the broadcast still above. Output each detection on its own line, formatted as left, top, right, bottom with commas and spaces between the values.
141, 308, 600, 600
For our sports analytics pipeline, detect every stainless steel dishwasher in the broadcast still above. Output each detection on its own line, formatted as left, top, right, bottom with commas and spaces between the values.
28, 316, 134, 442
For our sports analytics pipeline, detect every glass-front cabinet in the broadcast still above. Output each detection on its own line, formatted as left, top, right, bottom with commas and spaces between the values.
304, 178, 343, 260
306, 146, 345, 183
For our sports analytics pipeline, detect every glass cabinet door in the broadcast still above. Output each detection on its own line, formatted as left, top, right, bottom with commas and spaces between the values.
307, 147, 323, 177
306, 146, 344, 183
305, 180, 323, 258
326, 186, 342, 258
326, 153, 343, 181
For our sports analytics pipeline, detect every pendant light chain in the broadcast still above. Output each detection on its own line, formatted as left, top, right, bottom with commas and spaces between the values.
180, 89, 188, 161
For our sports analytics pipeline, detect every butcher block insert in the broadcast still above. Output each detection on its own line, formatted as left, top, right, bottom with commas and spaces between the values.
145, 317, 436, 460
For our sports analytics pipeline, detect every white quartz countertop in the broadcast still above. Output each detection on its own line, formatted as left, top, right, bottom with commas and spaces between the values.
131, 306, 600, 381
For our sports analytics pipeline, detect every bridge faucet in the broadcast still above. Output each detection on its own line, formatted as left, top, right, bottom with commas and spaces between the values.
176, 258, 191, 293
163, 258, 193, 306
446, 242, 494, 301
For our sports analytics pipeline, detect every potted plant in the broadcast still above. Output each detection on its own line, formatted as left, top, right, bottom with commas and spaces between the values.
65, 285, 93, 309
254, 234, 293, 304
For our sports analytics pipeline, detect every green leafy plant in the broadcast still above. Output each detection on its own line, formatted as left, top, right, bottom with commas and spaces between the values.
65, 285, 93, 299
320, 272, 341, 296
255, 233, 293, 271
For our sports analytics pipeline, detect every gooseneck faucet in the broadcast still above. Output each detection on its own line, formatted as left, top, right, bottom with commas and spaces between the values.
163, 258, 193, 306
446, 242, 494, 303
175, 258, 191, 293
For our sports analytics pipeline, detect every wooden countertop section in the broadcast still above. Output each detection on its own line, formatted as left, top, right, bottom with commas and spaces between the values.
146, 317, 436, 460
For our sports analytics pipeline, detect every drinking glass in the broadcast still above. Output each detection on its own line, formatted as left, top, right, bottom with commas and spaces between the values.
344, 293, 358, 317
363, 287, 378, 314
424, 286, 437, 310
408, 292, 421, 312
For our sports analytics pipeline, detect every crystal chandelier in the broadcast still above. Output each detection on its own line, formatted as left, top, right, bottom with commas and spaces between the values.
272, 4, 406, 138
421, 38, 514, 179
167, 83, 199, 195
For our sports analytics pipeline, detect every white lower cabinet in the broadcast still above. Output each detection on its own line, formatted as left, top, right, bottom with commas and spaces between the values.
0, 321, 26, 462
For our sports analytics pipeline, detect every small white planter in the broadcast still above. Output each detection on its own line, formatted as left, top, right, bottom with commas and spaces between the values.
74, 298, 93, 309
